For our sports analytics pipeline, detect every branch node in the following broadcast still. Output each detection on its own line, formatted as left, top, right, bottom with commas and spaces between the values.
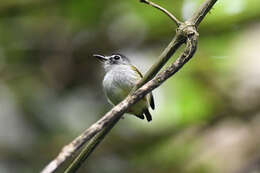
178, 22, 199, 39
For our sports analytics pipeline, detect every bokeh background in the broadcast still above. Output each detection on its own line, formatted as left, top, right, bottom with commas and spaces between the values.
1, 0, 260, 173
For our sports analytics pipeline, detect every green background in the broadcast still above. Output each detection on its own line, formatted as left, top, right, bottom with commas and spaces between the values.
0, 0, 260, 172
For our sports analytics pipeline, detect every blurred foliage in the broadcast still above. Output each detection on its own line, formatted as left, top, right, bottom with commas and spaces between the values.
0, 0, 260, 173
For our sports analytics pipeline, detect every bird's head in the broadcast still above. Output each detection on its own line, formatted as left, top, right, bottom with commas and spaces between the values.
93, 53, 131, 71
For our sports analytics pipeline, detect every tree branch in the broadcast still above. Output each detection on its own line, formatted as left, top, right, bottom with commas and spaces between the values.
64, 116, 121, 173
189, 0, 218, 27
40, 0, 217, 172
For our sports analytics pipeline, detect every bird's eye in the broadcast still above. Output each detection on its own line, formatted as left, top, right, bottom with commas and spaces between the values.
114, 55, 121, 60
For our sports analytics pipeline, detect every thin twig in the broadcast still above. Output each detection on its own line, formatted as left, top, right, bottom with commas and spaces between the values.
140, 0, 182, 26
40, 0, 218, 172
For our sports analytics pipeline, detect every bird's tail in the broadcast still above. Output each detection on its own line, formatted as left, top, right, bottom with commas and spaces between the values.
144, 109, 152, 122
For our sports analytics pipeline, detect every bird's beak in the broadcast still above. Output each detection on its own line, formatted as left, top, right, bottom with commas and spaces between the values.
93, 54, 108, 62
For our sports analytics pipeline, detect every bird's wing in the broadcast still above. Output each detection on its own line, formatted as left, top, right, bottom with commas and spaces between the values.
131, 65, 155, 110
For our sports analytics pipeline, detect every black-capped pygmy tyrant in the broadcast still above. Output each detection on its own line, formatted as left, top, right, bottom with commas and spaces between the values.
94, 53, 155, 122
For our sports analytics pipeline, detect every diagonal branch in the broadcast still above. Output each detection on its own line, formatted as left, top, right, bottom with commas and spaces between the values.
40, 26, 198, 173
64, 116, 121, 173
40, 0, 217, 173
140, 0, 182, 26
189, 0, 218, 27
64, 26, 198, 173
132, 32, 185, 92
41, 29, 197, 173
135, 0, 218, 91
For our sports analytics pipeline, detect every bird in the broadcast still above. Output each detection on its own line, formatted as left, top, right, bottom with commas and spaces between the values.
93, 53, 155, 122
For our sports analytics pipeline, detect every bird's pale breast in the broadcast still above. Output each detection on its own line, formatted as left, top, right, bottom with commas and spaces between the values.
103, 65, 140, 105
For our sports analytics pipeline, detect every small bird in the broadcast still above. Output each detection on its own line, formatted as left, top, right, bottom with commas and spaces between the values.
94, 53, 155, 122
